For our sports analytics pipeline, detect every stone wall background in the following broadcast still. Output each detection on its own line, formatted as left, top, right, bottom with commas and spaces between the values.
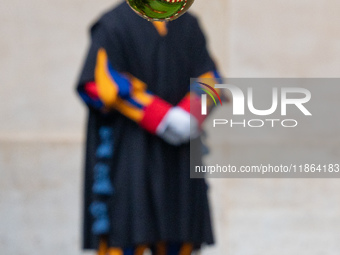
1, 0, 340, 254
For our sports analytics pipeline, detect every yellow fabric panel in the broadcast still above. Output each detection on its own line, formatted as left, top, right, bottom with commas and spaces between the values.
129, 75, 153, 106
95, 48, 119, 107
155, 242, 167, 255
152, 21, 168, 36
108, 248, 124, 255
199, 71, 214, 79
114, 99, 144, 122
97, 239, 108, 255
132, 90, 153, 106
179, 243, 193, 255
128, 75, 147, 91
134, 245, 148, 255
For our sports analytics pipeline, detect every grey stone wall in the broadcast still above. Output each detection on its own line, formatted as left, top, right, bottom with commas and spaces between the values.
1, 0, 340, 254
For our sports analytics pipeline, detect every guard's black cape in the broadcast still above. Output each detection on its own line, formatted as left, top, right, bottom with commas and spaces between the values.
77, 2, 216, 250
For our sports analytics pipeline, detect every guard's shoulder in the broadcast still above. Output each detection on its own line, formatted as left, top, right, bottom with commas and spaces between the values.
89, 2, 129, 33
172, 11, 200, 28
182, 12, 198, 22
100, 2, 130, 23
170, 12, 200, 33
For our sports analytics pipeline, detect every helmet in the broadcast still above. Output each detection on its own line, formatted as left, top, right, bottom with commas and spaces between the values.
126, 0, 195, 21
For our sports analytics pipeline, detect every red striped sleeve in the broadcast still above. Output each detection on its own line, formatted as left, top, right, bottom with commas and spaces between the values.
177, 70, 224, 127
139, 97, 172, 134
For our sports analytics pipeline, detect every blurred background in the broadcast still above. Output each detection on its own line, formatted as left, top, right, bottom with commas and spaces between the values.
1, 0, 340, 254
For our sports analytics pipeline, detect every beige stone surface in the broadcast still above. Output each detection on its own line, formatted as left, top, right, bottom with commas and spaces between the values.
0, 141, 84, 254
226, 0, 340, 77
1, 0, 340, 254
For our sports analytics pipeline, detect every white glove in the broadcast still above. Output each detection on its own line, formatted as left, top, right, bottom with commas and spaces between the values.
156, 107, 199, 146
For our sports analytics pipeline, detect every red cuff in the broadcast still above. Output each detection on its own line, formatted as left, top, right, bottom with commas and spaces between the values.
178, 95, 206, 127
140, 97, 172, 134
177, 95, 190, 112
